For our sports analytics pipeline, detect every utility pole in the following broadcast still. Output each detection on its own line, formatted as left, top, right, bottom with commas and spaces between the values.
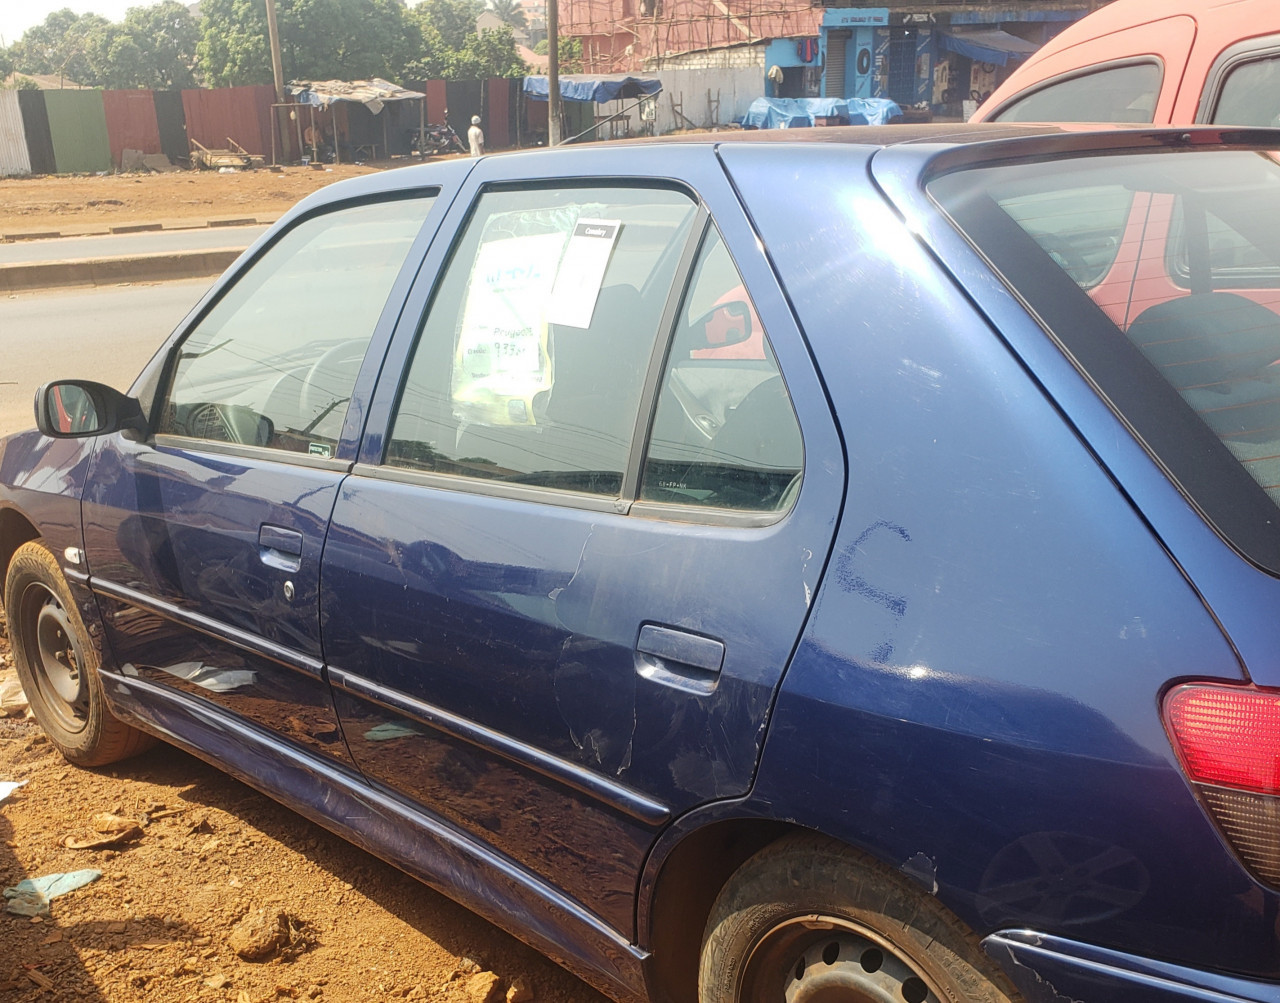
265, 0, 287, 163
546, 0, 561, 145
265, 0, 286, 103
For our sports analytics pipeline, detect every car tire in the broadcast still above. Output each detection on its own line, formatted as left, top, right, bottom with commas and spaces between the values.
699, 833, 1020, 1003
5, 541, 154, 766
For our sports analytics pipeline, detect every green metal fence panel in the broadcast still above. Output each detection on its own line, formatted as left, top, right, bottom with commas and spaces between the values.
44, 90, 112, 174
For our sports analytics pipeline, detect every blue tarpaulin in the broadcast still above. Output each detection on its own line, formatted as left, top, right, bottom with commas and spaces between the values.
742, 97, 902, 130
522, 75, 663, 104
939, 30, 1040, 67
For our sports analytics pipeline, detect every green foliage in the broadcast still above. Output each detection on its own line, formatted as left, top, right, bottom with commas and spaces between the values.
532, 38, 547, 55
120, 1, 201, 88
558, 35, 583, 73
0, 46, 14, 80
487, 0, 527, 30
406, 0, 526, 80
9, 8, 111, 86
8, 3, 198, 88
198, 0, 420, 88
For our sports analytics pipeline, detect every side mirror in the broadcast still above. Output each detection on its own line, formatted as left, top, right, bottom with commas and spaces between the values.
34, 380, 147, 439
692, 300, 754, 352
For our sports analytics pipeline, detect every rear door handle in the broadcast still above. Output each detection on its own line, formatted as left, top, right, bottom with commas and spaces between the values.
635, 624, 725, 695
259, 524, 303, 571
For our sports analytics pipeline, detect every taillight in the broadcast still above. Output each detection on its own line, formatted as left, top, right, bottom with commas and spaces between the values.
1164, 683, 1280, 885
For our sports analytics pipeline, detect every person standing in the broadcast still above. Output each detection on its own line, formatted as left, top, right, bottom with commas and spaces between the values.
468, 115, 485, 156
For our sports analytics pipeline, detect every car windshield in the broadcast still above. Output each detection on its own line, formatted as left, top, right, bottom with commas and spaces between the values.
929, 148, 1280, 567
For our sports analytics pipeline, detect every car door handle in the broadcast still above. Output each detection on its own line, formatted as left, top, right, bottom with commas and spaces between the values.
259, 524, 303, 572
635, 624, 725, 695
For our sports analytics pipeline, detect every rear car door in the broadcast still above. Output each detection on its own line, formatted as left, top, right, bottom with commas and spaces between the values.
319, 145, 845, 936
81, 187, 447, 760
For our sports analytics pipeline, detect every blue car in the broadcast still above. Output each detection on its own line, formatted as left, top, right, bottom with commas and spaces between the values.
6, 124, 1280, 1003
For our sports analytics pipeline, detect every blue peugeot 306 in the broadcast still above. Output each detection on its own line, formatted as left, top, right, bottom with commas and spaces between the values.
5, 123, 1280, 1003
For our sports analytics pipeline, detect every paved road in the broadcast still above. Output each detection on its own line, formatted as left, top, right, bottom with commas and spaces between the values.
0, 226, 267, 265
0, 279, 210, 436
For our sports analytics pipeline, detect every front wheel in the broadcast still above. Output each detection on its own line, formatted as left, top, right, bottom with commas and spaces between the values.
700, 834, 1020, 1003
4, 541, 153, 765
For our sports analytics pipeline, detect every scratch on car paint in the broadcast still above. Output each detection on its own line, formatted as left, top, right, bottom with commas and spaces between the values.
801, 546, 814, 607
551, 526, 637, 775
900, 851, 938, 894
985, 938, 1086, 1003
834, 520, 911, 663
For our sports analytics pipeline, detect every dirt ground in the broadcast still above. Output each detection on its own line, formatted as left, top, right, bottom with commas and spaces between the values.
0, 616, 611, 1003
0, 164, 394, 235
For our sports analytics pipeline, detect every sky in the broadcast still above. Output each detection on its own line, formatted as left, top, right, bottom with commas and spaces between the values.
1, 0, 139, 48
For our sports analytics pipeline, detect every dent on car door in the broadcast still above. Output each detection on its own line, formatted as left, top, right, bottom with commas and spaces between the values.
81, 191, 438, 758
320, 168, 844, 936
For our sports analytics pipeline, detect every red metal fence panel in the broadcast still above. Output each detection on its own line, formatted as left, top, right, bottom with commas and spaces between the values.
181, 85, 275, 158
486, 78, 511, 149
102, 89, 163, 168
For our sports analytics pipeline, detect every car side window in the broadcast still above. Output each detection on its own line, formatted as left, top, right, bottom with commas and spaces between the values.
157, 194, 435, 458
640, 227, 803, 512
991, 62, 1161, 123
386, 186, 698, 497
1211, 55, 1280, 126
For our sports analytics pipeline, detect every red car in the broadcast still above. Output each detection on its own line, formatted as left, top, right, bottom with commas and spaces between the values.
973, 0, 1280, 126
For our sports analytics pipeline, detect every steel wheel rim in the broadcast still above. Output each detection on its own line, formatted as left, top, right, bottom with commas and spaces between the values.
21, 582, 88, 734
740, 915, 943, 1003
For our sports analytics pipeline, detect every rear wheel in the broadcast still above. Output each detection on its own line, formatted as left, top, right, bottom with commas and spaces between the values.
699, 834, 1020, 1003
4, 541, 153, 765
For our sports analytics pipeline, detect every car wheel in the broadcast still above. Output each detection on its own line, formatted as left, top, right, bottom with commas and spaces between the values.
699, 834, 1020, 1003
4, 541, 154, 766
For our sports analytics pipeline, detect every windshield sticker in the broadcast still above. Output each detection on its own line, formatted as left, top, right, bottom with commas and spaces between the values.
546, 219, 622, 329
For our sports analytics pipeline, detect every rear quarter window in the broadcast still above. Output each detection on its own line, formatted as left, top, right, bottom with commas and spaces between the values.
930, 149, 1280, 571
990, 61, 1162, 123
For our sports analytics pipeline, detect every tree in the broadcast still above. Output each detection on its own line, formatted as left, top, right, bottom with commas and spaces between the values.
488, 0, 527, 30
120, 1, 201, 88
10, 9, 111, 86
198, 0, 419, 87
406, 0, 526, 79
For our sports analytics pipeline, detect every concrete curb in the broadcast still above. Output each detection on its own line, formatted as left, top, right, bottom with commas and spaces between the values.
0, 249, 245, 294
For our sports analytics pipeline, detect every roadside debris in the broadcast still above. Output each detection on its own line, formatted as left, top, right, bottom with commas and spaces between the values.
63, 812, 145, 850
0, 668, 28, 717
228, 908, 308, 960
0, 778, 27, 804
3, 868, 102, 916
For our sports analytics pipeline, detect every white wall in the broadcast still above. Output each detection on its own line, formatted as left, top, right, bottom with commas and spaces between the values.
635, 44, 767, 134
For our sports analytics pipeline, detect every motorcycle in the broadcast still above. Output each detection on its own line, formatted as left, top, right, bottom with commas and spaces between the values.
408, 123, 467, 156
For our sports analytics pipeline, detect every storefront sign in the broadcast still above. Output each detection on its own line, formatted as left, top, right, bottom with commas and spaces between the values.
822, 7, 888, 28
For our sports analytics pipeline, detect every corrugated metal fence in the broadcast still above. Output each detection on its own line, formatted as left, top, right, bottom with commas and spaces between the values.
0, 92, 32, 177
0, 78, 581, 176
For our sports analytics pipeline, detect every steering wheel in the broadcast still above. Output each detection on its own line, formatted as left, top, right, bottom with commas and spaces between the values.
297, 341, 367, 437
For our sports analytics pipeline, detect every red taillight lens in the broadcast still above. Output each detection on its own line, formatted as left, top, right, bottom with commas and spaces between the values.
1164, 683, 1280, 886
1164, 684, 1280, 796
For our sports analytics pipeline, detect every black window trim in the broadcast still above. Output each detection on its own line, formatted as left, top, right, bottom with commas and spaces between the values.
378, 178, 804, 528
986, 55, 1165, 124
148, 187, 442, 459
1197, 32, 1280, 124
927, 151, 1280, 575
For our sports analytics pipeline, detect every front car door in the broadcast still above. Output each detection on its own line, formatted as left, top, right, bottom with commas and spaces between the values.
82, 187, 444, 760
319, 146, 845, 938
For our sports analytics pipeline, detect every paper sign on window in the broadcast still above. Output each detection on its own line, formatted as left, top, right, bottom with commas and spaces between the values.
452, 231, 568, 425
546, 219, 622, 329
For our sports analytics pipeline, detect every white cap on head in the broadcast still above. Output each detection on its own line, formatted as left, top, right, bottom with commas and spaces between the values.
471, 115, 482, 124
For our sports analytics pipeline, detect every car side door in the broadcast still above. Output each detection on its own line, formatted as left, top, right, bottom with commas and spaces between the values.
318, 145, 845, 938
81, 181, 457, 759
